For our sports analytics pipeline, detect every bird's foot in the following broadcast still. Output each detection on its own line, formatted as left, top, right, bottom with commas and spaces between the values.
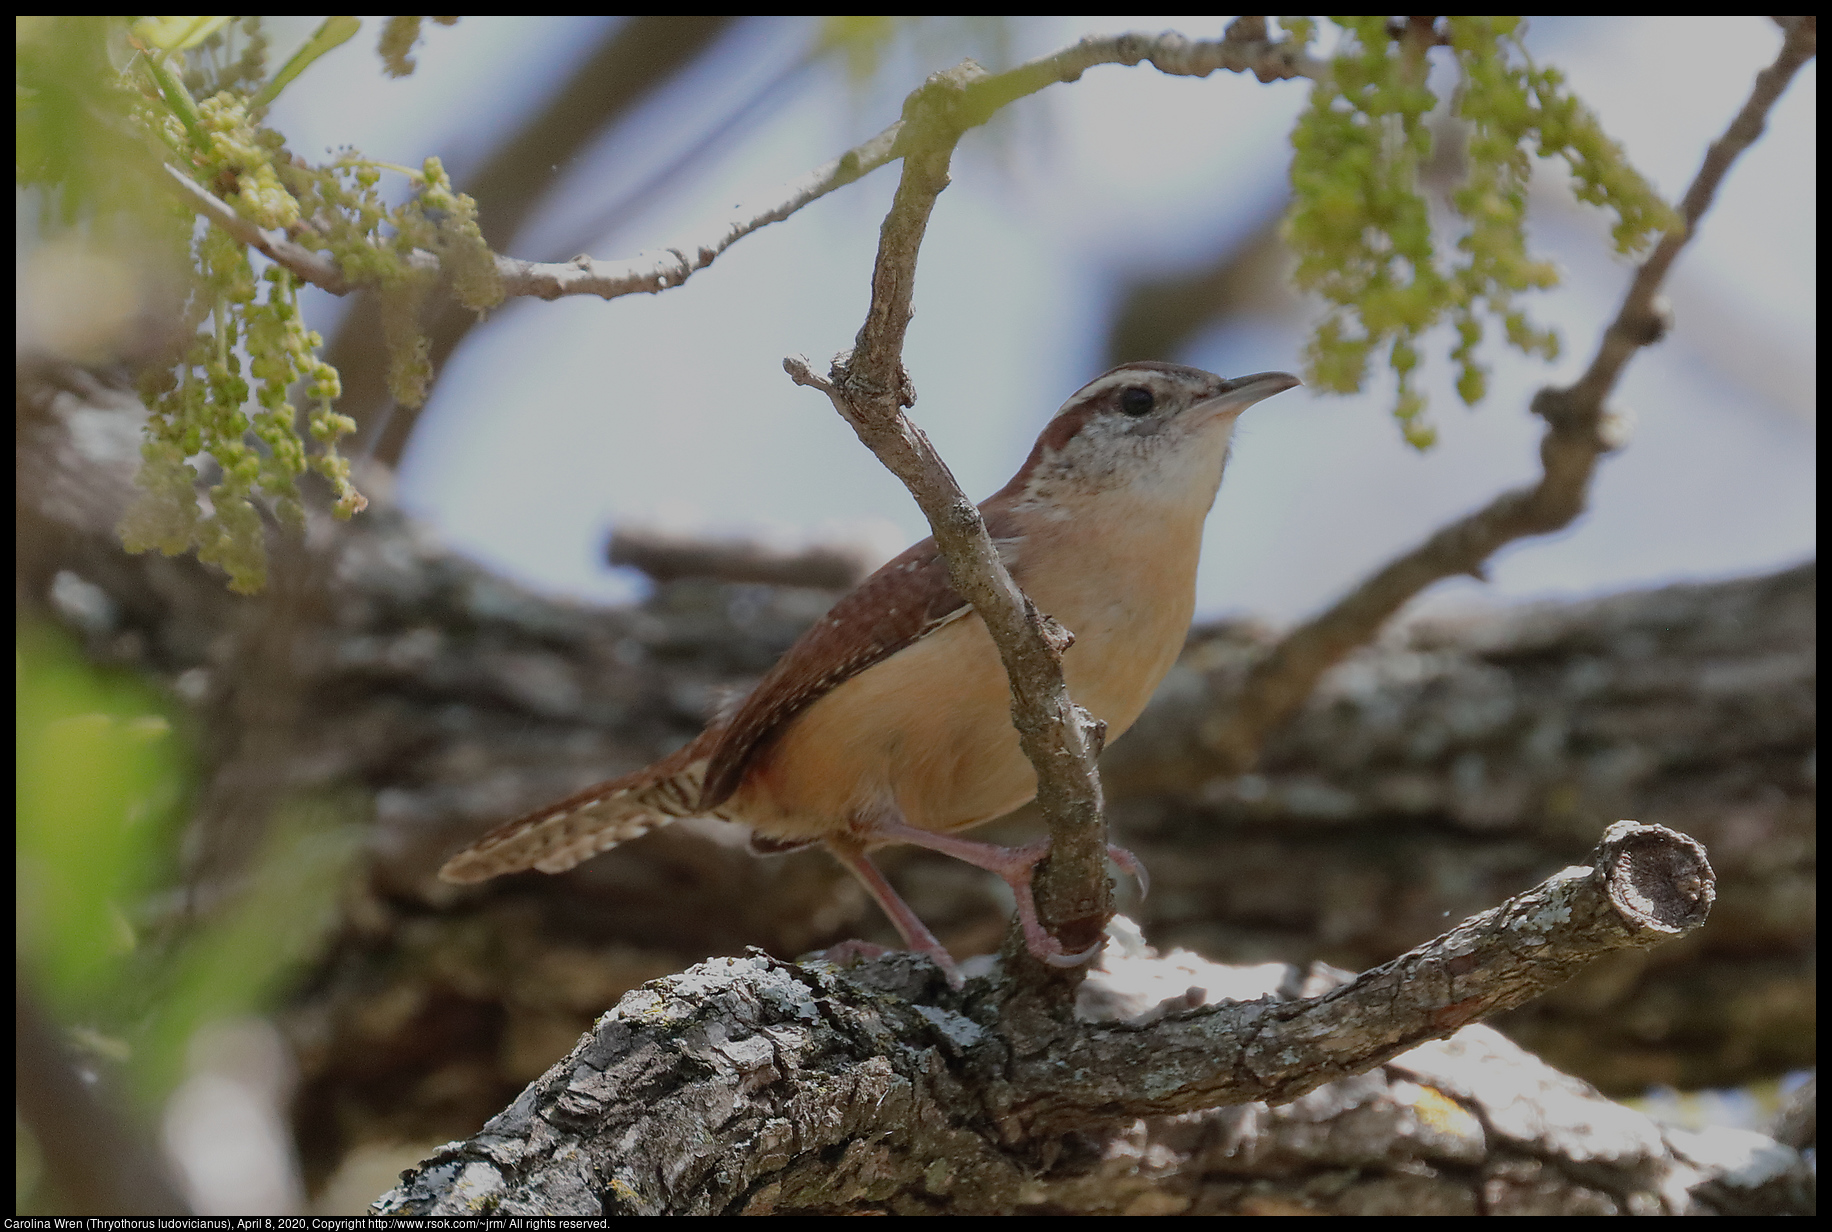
1106, 842, 1150, 900
865, 824, 1149, 969
984, 838, 1105, 968
812, 939, 894, 965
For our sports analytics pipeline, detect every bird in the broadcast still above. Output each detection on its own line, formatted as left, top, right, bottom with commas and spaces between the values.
440, 361, 1300, 980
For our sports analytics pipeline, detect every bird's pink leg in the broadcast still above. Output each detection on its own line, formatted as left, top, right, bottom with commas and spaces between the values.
823, 840, 962, 987
863, 820, 1144, 968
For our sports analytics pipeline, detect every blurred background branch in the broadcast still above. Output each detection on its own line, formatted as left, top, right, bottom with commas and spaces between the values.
16, 979, 190, 1215
1203, 14, 1817, 775
326, 16, 742, 466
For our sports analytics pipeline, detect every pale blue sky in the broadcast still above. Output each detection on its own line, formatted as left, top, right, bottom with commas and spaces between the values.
275, 16, 1815, 624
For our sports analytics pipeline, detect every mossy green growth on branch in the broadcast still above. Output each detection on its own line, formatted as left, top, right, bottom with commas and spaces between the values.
1280, 16, 1680, 448
23, 16, 489, 595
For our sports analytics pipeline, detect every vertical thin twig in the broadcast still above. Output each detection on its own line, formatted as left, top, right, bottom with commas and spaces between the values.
785, 62, 1109, 981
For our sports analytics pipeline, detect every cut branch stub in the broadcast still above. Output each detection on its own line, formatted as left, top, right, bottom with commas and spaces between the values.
1595, 819, 1715, 937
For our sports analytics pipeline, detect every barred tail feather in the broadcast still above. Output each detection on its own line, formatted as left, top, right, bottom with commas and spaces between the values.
438, 746, 711, 884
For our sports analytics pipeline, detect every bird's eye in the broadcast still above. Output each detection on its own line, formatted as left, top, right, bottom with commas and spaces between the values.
1119, 386, 1155, 416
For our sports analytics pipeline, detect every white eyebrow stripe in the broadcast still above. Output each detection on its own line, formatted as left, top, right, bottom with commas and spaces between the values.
1055, 367, 1209, 416
1062, 373, 1135, 405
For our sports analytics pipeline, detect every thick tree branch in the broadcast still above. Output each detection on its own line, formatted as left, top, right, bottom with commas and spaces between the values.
1005, 823, 1714, 1127
168, 25, 1316, 306
606, 524, 876, 589
1203, 18, 1817, 773
372, 823, 1721, 1215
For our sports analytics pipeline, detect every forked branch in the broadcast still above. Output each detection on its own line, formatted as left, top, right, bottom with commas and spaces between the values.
1202, 16, 1817, 773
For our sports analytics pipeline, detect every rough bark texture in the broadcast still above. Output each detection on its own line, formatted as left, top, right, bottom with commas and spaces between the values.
16, 371, 1814, 1205
373, 933, 1807, 1216
1103, 563, 1815, 1093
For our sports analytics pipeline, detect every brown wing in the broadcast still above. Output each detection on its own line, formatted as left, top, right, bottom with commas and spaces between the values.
698, 533, 975, 810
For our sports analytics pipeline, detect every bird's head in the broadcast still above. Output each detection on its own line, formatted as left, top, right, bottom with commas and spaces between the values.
993, 362, 1300, 516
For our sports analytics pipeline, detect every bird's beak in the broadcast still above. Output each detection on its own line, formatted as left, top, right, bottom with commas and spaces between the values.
1199, 371, 1302, 418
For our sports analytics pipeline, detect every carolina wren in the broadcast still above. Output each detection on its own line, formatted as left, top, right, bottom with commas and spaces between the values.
441, 362, 1300, 978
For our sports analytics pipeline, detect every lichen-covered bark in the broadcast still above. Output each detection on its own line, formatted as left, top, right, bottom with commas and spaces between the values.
375, 931, 1807, 1216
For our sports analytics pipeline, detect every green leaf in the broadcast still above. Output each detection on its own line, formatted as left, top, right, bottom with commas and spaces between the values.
130, 15, 233, 52
16, 623, 187, 1024
251, 15, 362, 108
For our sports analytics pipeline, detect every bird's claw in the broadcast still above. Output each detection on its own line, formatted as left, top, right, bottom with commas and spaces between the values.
1041, 939, 1104, 967
1107, 843, 1149, 901
846, 822, 1152, 975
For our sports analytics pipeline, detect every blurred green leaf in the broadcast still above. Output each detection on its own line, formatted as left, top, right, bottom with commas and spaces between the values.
16, 16, 166, 227
251, 14, 361, 107
817, 16, 911, 82
129, 16, 233, 53
16, 624, 185, 1020
17, 621, 356, 1108
134, 798, 360, 1101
